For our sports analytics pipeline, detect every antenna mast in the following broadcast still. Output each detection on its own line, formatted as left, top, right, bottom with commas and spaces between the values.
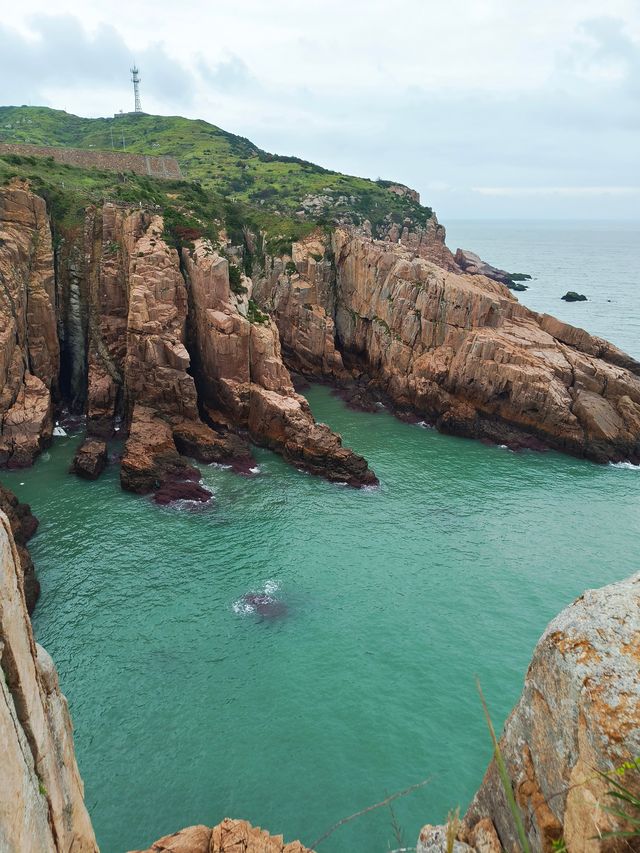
130, 65, 142, 113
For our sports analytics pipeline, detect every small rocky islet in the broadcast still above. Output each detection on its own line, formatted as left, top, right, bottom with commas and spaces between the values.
0, 106, 639, 852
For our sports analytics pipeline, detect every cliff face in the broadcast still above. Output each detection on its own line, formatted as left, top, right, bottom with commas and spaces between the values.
0, 186, 375, 493
461, 573, 640, 853
0, 184, 59, 468
183, 241, 376, 486
0, 509, 97, 853
256, 228, 640, 464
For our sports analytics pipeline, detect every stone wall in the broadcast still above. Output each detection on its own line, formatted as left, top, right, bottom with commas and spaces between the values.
0, 143, 182, 180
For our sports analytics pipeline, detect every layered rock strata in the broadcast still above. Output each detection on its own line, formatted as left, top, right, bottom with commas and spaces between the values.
182, 241, 376, 486
130, 818, 312, 852
257, 228, 640, 464
0, 183, 59, 467
0, 509, 97, 852
460, 572, 640, 853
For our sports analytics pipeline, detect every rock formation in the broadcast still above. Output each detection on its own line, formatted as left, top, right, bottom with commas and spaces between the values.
0, 481, 39, 612
256, 228, 640, 464
0, 508, 97, 852
0, 187, 376, 493
0, 182, 59, 468
71, 438, 108, 480
182, 240, 377, 486
454, 248, 531, 291
129, 818, 313, 853
460, 572, 640, 853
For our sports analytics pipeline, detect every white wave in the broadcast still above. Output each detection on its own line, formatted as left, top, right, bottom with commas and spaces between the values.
609, 461, 640, 470
208, 462, 232, 470
417, 421, 433, 429
52, 426, 67, 436
233, 579, 281, 614
249, 466, 261, 474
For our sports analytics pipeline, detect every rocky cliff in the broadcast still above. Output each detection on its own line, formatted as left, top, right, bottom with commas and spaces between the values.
255, 228, 640, 464
0, 508, 97, 853
0, 183, 376, 495
0, 185, 59, 468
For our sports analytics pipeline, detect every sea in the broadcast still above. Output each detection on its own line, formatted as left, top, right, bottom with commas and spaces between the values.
3, 220, 639, 853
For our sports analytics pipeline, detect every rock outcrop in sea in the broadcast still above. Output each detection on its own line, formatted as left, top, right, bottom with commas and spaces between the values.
255, 227, 640, 464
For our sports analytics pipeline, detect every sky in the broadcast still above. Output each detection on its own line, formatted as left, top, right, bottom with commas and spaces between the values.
1, 0, 639, 220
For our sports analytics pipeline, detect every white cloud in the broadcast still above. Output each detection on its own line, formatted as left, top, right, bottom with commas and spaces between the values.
472, 187, 640, 197
1, 1, 640, 218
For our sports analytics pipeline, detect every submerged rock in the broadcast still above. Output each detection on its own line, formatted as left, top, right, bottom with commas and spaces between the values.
239, 592, 288, 618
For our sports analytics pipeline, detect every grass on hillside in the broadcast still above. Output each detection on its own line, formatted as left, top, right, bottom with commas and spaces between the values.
0, 105, 432, 241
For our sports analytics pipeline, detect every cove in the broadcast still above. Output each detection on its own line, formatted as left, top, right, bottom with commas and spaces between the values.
4, 385, 640, 853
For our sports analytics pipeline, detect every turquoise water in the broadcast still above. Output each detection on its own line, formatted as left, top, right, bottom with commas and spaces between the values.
4, 389, 640, 852
3, 221, 640, 852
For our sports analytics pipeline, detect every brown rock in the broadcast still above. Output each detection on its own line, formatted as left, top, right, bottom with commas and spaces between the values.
328, 228, 640, 462
71, 437, 108, 480
183, 241, 376, 486
121, 405, 211, 503
0, 482, 39, 612
0, 510, 98, 852
464, 573, 640, 853
0, 184, 59, 467
128, 818, 313, 853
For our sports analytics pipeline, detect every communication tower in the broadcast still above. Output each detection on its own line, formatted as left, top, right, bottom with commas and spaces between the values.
131, 66, 142, 113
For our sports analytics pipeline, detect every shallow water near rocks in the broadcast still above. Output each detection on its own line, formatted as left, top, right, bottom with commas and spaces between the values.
4, 220, 640, 852
5, 390, 639, 852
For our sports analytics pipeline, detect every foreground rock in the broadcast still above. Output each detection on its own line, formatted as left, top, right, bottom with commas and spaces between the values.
0, 509, 97, 852
71, 437, 108, 480
129, 818, 313, 852
0, 481, 39, 612
461, 572, 640, 853
0, 182, 59, 467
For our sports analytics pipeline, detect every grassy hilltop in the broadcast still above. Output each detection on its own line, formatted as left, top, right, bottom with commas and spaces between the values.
0, 105, 431, 254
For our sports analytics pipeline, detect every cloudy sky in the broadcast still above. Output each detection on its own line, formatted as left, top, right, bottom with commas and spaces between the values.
2, 0, 639, 219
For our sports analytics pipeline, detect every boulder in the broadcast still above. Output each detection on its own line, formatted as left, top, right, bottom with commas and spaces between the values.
562, 292, 588, 302
128, 818, 313, 853
70, 438, 108, 480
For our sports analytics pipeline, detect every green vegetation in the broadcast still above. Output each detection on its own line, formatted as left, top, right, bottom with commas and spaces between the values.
228, 263, 247, 295
246, 299, 269, 325
0, 105, 432, 251
477, 679, 532, 853
597, 759, 640, 841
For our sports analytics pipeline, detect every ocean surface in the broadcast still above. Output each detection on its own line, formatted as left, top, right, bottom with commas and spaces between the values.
445, 219, 640, 358
4, 220, 640, 853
